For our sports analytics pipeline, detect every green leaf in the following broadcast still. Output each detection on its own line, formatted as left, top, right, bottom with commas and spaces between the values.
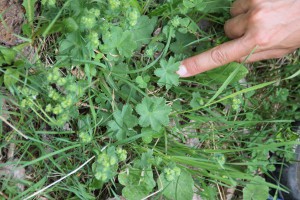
134, 150, 154, 169
119, 167, 156, 200
190, 92, 204, 109
135, 76, 147, 88
4, 68, 20, 89
154, 57, 180, 90
131, 16, 157, 48
118, 31, 137, 58
170, 32, 196, 54
22, 0, 37, 25
158, 169, 194, 200
206, 62, 248, 84
108, 104, 138, 140
0, 46, 17, 66
102, 27, 137, 58
136, 97, 171, 131
141, 127, 163, 144
243, 176, 269, 200
59, 32, 91, 60
183, 0, 195, 8
63, 17, 79, 32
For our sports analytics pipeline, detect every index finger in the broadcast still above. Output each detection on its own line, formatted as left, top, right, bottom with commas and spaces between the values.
177, 37, 254, 77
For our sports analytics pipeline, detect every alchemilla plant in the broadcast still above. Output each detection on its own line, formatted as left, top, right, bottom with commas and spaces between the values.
0, 0, 299, 199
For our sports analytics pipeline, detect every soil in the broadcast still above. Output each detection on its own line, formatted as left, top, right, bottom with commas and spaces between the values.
0, 0, 24, 46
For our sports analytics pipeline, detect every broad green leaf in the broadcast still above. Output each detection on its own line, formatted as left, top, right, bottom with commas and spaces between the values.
118, 31, 137, 58
141, 127, 163, 144
22, 0, 37, 25
59, 32, 91, 60
206, 62, 248, 84
0, 46, 17, 66
243, 176, 269, 200
154, 57, 180, 90
131, 16, 157, 48
170, 32, 196, 54
107, 104, 138, 140
119, 167, 156, 200
136, 97, 171, 131
158, 169, 194, 200
134, 150, 154, 169
4, 68, 20, 88
102, 27, 137, 59
122, 185, 149, 200
135, 76, 147, 88
190, 92, 204, 109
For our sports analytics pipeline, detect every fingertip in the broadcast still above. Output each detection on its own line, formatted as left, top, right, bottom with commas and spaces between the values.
176, 64, 190, 77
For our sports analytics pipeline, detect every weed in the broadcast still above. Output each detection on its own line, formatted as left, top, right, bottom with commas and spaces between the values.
0, 0, 299, 200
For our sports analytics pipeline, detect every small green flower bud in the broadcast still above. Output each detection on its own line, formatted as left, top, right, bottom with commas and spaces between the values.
89, 8, 100, 17
79, 132, 92, 143
116, 147, 127, 161
171, 16, 181, 28
110, 156, 118, 165
57, 78, 67, 86
108, 0, 120, 9
20, 99, 27, 108
45, 104, 52, 112
81, 16, 96, 29
53, 105, 63, 115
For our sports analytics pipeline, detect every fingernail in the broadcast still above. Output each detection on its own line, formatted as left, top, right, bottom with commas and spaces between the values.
176, 65, 188, 77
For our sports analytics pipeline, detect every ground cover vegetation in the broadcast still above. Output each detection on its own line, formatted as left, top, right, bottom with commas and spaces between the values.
0, 0, 300, 199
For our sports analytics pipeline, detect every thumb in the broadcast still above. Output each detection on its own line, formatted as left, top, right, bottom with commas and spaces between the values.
177, 37, 253, 77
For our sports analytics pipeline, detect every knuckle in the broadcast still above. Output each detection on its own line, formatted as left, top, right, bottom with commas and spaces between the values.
249, 0, 260, 5
211, 47, 229, 66
229, 7, 235, 16
249, 8, 264, 24
249, 3, 271, 24
224, 21, 231, 37
253, 32, 270, 46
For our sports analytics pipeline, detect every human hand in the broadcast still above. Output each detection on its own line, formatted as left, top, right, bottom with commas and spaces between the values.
177, 0, 300, 77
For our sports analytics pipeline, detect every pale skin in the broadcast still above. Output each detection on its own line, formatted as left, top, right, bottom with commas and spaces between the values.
177, 0, 300, 77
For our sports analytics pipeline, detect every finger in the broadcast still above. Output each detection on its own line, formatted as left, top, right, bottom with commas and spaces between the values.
237, 48, 295, 63
178, 37, 254, 77
224, 14, 248, 39
230, 0, 250, 17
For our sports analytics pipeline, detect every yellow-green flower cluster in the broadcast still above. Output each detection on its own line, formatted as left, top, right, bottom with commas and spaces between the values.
116, 147, 127, 161
171, 15, 181, 28
108, 0, 121, 9
89, 8, 101, 18
44, 68, 84, 126
18, 87, 39, 108
79, 132, 92, 143
232, 98, 242, 111
93, 147, 127, 182
95, 153, 118, 182
127, 9, 140, 26
88, 31, 100, 48
81, 15, 96, 29
164, 166, 181, 182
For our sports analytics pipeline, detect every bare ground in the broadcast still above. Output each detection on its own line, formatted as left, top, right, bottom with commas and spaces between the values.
0, 0, 24, 46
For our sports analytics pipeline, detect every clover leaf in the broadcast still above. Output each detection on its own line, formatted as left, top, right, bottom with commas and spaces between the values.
154, 57, 180, 90
136, 97, 171, 131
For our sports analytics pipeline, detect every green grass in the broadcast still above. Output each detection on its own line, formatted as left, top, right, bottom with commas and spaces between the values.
0, 0, 299, 199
